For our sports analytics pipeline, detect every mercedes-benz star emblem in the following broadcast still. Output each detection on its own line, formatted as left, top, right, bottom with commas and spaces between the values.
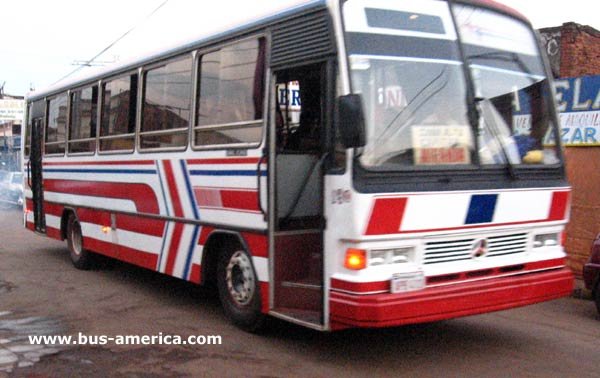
470, 239, 488, 258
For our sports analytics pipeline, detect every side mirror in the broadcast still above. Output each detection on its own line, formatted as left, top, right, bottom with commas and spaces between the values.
337, 94, 366, 148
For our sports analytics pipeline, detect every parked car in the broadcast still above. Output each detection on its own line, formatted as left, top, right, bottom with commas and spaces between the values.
583, 234, 600, 316
0, 171, 24, 206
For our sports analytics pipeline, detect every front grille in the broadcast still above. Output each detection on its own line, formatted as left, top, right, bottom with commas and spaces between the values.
423, 233, 528, 264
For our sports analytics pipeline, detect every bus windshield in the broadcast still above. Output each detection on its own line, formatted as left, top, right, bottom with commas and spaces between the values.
343, 0, 561, 171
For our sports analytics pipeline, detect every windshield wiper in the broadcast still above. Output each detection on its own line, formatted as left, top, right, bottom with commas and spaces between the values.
478, 98, 518, 180
363, 67, 450, 163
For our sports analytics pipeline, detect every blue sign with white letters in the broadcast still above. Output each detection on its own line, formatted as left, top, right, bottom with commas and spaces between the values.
554, 75, 600, 146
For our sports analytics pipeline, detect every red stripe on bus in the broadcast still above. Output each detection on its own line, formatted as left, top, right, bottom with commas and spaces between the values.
198, 227, 214, 245
221, 190, 259, 212
77, 208, 111, 227
116, 214, 165, 238
84, 237, 157, 270
163, 161, 184, 218
46, 226, 62, 240
83, 238, 118, 259
161, 160, 185, 276
331, 279, 389, 294
548, 191, 570, 221
242, 232, 268, 258
44, 160, 155, 166
260, 282, 269, 314
189, 263, 201, 284
165, 223, 184, 276
365, 197, 408, 235
331, 258, 567, 294
43, 202, 64, 217
26, 221, 35, 231
329, 268, 572, 329
44, 180, 159, 214
119, 245, 159, 270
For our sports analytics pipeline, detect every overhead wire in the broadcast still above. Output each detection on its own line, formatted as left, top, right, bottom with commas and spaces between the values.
53, 0, 170, 85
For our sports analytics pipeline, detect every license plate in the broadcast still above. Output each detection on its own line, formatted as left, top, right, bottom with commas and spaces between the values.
391, 271, 425, 293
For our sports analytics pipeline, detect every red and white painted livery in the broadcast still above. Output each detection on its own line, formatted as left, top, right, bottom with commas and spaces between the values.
23, 0, 573, 332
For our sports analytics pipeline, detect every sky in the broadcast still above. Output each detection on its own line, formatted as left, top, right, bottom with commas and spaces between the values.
0, 0, 597, 96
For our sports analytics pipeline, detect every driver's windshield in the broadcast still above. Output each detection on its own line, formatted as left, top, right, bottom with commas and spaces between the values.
343, 0, 561, 171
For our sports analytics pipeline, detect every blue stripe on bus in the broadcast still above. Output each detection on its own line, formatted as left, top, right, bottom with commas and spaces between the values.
43, 168, 157, 175
156, 161, 170, 272
180, 160, 200, 220
189, 170, 266, 177
181, 160, 201, 280
465, 194, 498, 224
184, 225, 201, 281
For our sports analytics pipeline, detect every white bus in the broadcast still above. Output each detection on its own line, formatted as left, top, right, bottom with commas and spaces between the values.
23, 0, 573, 331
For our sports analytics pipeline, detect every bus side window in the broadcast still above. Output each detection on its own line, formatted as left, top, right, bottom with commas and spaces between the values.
99, 74, 137, 152
276, 65, 323, 154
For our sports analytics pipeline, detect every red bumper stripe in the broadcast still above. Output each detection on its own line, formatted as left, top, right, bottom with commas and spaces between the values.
330, 268, 573, 329
331, 258, 567, 294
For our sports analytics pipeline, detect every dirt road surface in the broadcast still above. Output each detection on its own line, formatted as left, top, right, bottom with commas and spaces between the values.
1, 206, 598, 377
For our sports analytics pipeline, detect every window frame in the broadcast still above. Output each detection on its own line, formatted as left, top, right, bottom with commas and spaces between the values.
98, 71, 139, 155
138, 52, 194, 153
67, 82, 100, 156
44, 92, 69, 157
191, 34, 268, 151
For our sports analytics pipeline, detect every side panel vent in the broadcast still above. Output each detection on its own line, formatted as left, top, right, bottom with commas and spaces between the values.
270, 9, 336, 69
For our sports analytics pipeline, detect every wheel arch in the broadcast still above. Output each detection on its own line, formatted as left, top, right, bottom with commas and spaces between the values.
60, 207, 78, 241
200, 230, 251, 286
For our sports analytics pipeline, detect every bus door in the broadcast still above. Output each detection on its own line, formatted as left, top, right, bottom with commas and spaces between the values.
29, 117, 46, 233
269, 63, 326, 327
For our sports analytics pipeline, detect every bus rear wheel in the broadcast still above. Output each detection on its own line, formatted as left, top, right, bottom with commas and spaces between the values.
66, 213, 95, 270
217, 247, 264, 332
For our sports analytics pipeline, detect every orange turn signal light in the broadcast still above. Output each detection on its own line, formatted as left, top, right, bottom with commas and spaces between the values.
345, 248, 367, 270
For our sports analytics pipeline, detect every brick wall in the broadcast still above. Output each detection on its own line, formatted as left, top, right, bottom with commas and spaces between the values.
557, 23, 600, 276
559, 23, 600, 78
564, 149, 600, 275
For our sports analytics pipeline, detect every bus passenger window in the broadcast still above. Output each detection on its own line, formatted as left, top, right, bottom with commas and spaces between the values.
140, 56, 192, 150
194, 37, 265, 148
45, 94, 68, 155
69, 85, 98, 154
100, 74, 137, 152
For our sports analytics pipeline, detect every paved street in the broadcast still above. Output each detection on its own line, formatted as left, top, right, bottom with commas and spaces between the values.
0, 205, 598, 377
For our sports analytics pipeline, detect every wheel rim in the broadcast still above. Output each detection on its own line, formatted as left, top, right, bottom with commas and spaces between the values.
225, 251, 255, 306
70, 220, 83, 256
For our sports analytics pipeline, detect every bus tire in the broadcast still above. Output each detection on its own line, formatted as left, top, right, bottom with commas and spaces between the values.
66, 213, 95, 270
217, 246, 264, 332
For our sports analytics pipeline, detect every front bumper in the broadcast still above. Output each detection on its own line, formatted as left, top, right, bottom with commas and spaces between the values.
330, 268, 573, 329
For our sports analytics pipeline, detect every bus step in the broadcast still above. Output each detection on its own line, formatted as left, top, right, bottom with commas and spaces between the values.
281, 281, 322, 290
274, 308, 322, 325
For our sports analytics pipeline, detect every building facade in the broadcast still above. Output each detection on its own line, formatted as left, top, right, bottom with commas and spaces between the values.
540, 23, 600, 277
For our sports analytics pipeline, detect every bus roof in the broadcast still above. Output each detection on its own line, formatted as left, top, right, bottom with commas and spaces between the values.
27, 0, 528, 102
27, 0, 326, 101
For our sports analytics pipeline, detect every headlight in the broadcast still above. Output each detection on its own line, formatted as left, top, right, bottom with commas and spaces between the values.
533, 233, 559, 248
369, 247, 414, 266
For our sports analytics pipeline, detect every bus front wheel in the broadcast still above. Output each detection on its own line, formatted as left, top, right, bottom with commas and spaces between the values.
217, 247, 264, 332
66, 213, 95, 270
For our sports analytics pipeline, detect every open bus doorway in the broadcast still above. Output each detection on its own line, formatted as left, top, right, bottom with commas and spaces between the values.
269, 63, 327, 327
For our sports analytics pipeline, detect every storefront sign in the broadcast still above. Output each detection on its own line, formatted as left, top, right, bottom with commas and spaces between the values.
0, 99, 25, 121
554, 75, 600, 146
